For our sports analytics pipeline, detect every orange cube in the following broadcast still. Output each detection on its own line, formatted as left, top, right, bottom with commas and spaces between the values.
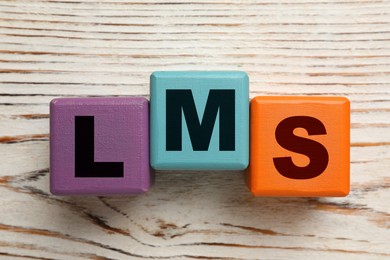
247, 96, 350, 197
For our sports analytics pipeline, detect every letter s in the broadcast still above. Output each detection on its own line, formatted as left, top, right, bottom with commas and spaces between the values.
273, 116, 329, 179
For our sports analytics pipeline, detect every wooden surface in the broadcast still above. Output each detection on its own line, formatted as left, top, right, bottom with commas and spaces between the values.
0, 0, 389, 259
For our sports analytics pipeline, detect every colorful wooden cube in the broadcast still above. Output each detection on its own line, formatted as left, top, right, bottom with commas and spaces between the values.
247, 96, 350, 197
150, 71, 249, 170
50, 97, 152, 195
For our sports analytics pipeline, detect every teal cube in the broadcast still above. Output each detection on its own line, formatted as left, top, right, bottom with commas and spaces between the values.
150, 71, 249, 170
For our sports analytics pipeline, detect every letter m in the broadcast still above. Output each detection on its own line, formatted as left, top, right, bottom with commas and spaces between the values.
166, 89, 235, 151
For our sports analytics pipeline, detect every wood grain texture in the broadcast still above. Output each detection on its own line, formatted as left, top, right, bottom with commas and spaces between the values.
0, 0, 389, 259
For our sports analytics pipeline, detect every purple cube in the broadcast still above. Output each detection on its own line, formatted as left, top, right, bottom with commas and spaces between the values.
50, 97, 152, 195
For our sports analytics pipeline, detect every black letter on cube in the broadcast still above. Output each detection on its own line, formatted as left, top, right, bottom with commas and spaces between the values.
166, 89, 235, 151
75, 116, 124, 178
